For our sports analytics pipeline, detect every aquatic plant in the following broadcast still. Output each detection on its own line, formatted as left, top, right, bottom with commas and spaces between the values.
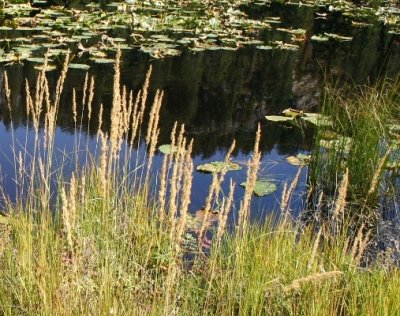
1, 0, 400, 65
307, 79, 400, 217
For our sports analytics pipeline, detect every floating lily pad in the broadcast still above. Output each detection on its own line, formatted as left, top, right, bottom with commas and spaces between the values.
311, 34, 330, 42
240, 180, 277, 196
27, 57, 48, 63
256, 45, 273, 50
301, 114, 332, 127
283, 108, 304, 118
220, 46, 238, 51
281, 43, 299, 51
320, 130, 342, 140
265, 115, 294, 122
286, 154, 311, 166
325, 33, 353, 42
189, 47, 206, 52
68, 63, 91, 70
150, 34, 174, 42
320, 137, 352, 154
90, 58, 115, 64
18, 44, 42, 51
158, 144, 180, 154
34, 64, 57, 72
196, 161, 242, 173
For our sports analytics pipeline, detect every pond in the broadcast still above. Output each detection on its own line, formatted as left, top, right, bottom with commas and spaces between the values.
0, 0, 399, 222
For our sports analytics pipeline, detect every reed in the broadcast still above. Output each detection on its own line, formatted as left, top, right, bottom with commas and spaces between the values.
308, 79, 399, 218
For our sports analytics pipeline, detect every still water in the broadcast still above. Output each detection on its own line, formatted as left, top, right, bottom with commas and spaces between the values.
0, 1, 399, 220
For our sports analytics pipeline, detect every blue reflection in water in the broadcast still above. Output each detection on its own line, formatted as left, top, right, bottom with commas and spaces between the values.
0, 120, 308, 224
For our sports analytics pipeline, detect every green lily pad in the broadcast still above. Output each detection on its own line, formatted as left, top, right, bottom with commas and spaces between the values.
68, 63, 91, 70
158, 144, 179, 154
286, 153, 311, 166
196, 161, 242, 174
240, 180, 277, 197
90, 58, 115, 64
325, 33, 353, 42
34, 64, 57, 72
256, 45, 274, 50
320, 137, 352, 154
283, 108, 304, 118
301, 114, 332, 127
27, 57, 48, 63
265, 115, 294, 122
311, 34, 330, 42
281, 43, 299, 51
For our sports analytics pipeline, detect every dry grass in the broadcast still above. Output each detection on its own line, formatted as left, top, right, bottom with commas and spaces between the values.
0, 52, 398, 315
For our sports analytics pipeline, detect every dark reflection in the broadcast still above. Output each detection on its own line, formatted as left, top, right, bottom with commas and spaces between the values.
1, 46, 315, 158
2, 26, 400, 158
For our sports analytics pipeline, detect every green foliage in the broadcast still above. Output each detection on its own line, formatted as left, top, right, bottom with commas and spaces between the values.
240, 180, 277, 196
0, 198, 399, 315
308, 79, 400, 213
196, 161, 242, 173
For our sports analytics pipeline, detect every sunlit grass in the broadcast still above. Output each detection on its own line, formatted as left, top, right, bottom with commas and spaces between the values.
0, 52, 399, 315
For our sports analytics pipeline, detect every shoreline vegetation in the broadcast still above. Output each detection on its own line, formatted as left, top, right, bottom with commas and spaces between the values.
0, 51, 399, 314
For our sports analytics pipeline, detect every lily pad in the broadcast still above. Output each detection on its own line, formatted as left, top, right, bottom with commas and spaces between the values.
301, 114, 332, 127
158, 144, 179, 154
283, 108, 304, 118
311, 34, 330, 42
90, 58, 115, 64
320, 137, 352, 154
286, 154, 311, 166
196, 161, 242, 173
34, 64, 57, 72
325, 33, 353, 42
256, 45, 274, 50
265, 115, 294, 122
240, 180, 277, 196
68, 63, 91, 70
27, 57, 49, 63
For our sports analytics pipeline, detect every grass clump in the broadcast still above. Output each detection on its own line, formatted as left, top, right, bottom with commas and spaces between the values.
0, 53, 399, 315
308, 79, 400, 216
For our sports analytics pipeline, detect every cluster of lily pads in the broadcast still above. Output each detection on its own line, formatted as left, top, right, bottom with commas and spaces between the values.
159, 143, 279, 197
266, 107, 358, 162
1, 0, 399, 65
266, 107, 333, 127
0, 0, 290, 65
286, 0, 400, 34
267, 107, 400, 173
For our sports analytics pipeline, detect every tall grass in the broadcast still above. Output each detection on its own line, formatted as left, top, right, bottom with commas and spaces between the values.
308, 79, 399, 218
0, 53, 399, 315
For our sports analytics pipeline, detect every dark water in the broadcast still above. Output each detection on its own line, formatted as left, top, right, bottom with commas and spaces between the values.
1, 1, 399, 220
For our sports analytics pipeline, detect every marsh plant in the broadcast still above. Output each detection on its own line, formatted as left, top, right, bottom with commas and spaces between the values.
308, 79, 400, 218
0, 53, 399, 315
